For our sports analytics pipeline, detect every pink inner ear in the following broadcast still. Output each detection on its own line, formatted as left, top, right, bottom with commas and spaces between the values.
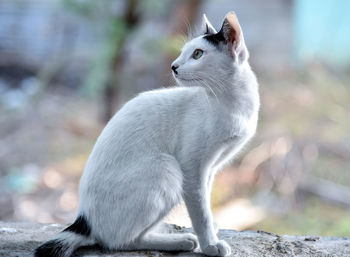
225, 12, 242, 50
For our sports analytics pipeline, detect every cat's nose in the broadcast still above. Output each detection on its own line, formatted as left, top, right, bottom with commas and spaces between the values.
171, 64, 179, 75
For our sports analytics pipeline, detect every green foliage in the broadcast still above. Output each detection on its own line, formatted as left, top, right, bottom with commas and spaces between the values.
138, 0, 171, 16
252, 67, 350, 237
253, 197, 350, 237
262, 67, 350, 143
62, 0, 97, 17
84, 17, 129, 96
62, 0, 119, 18
162, 35, 185, 57
62, 0, 131, 96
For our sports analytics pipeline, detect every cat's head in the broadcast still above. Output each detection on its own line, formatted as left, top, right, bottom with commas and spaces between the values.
171, 12, 249, 87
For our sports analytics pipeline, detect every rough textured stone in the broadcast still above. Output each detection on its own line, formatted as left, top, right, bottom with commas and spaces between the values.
0, 222, 350, 257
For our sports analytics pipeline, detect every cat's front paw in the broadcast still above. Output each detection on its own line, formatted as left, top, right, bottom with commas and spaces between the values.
202, 240, 231, 256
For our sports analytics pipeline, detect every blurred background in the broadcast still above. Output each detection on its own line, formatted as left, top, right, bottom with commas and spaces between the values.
0, 0, 350, 237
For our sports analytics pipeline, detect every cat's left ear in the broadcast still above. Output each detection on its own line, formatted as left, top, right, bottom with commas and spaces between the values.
220, 12, 249, 63
201, 14, 217, 35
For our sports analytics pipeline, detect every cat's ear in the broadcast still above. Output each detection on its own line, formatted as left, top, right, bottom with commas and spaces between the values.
219, 12, 248, 63
201, 14, 217, 35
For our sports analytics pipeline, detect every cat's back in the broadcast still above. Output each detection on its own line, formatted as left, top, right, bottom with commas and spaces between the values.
90, 86, 205, 154
111, 86, 201, 126
131, 86, 201, 113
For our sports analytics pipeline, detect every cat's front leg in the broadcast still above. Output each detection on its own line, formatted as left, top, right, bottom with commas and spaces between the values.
207, 174, 219, 235
183, 178, 231, 256
213, 221, 219, 234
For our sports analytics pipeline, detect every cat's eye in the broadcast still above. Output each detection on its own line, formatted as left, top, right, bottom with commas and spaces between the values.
192, 49, 203, 60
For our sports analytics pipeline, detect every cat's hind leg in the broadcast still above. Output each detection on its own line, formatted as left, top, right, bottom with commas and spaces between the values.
89, 153, 192, 251
125, 232, 198, 252
119, 154, 198, 252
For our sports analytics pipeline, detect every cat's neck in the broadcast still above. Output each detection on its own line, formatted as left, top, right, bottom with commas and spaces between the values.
205, 63, 259, 118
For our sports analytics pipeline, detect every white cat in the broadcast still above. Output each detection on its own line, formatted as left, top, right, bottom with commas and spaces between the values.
35, 12, 259, 257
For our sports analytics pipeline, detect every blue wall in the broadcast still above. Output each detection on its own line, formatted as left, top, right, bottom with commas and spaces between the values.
294, 0, 350, 67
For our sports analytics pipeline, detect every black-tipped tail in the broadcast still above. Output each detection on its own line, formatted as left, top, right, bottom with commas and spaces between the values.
34, 239, 67, 257
63, 215, 91, 236
34, 215, 91, 257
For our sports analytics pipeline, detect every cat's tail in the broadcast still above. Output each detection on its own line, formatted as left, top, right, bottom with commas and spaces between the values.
34, 215, 92, 257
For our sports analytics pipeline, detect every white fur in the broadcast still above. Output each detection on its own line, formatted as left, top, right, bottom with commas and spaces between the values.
45, 12, 260, 257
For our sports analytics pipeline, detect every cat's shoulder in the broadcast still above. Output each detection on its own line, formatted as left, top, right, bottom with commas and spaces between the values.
138, 86, 201, 98
133, 86, 206, 105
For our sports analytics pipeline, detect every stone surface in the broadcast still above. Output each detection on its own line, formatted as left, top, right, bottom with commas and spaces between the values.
1, 222, 350, 257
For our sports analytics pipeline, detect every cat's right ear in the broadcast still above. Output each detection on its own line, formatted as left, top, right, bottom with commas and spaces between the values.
201, 14, 217, 35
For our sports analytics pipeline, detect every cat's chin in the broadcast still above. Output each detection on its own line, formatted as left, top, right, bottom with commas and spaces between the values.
174, 76, 202, 87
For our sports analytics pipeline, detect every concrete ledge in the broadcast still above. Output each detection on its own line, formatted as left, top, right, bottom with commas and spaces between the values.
1, 221, 350, 256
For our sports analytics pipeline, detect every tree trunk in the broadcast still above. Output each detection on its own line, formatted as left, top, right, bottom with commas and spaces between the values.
162, 0, 203, 86
102, 0, 140, 123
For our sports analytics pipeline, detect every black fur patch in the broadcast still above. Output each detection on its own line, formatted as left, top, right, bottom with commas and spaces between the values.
204, 30, 225, 47
34, 239, 66, 257
63, 215, 91, 237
